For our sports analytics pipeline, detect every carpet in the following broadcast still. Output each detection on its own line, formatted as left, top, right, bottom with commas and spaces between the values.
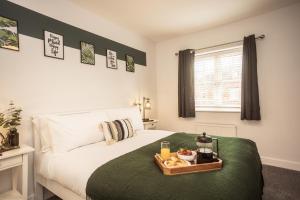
262, 165, 300, 200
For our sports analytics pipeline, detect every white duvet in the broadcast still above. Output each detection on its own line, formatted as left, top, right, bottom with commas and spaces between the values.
38, 130, 173, 198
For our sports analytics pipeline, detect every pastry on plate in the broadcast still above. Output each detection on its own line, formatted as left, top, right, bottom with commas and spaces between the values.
164, 156, 190, 168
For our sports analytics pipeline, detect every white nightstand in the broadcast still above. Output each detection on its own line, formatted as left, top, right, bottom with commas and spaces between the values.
143, 119, 158, 130
0, 145, 34, 200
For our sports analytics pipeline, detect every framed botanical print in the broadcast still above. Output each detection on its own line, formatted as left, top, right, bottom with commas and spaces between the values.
106, 49, 117, 69
44, 30, 64, 59
0, 15, 19, 51
80, 41, 95, 65
125, 54, 135, 72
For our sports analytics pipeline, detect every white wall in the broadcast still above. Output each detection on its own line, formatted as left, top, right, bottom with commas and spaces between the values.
1, 0, 300, 198
0, 0, 156, 198
155, 3, 300, 171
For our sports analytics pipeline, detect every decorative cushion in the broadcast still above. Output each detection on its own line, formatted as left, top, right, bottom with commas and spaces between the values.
101, 118, 135, 145
105, 107, 144, 131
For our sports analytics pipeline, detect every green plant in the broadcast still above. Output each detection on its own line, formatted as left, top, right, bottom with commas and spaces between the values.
0, 101, 22, 146
0, 112, 8, 146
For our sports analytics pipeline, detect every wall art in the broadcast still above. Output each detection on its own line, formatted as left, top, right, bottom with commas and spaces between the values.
1, 1, 147, 65
0, 15, 19, 51
81, 41, 95, 65
106, 49, 117, 69
126, 54, 135, 72
44, 30, 64, 59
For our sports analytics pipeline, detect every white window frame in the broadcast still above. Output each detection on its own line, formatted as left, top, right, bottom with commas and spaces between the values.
194, 44, 243, 113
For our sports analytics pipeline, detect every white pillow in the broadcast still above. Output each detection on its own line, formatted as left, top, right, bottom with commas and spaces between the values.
105, 107, 144, 131
46, 119, 78, 153
34, 111, 108, 153
32, 116, 53, 153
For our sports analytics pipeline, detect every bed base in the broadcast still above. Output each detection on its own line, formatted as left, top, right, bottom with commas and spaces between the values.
35, 175, 84, 200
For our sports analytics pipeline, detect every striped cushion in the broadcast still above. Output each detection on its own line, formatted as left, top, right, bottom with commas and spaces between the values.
100, 119, 135, 144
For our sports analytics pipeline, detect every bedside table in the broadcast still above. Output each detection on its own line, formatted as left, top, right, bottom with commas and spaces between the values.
143, 119, 158, 130
0, 145, 34, 200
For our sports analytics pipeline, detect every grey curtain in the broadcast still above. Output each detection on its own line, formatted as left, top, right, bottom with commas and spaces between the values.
178, 49, 195, 118
241, 35, 261, 120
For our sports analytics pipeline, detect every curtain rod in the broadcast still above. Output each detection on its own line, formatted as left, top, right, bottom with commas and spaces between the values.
175, 34, 265, 56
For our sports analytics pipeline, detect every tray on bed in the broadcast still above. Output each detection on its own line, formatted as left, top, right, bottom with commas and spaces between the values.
154, 152, 222, 175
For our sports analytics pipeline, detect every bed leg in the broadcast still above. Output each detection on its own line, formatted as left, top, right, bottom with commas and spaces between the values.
35, 182, 44, 200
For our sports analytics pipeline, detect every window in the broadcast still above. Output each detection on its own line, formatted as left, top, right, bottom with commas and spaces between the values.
194, 45, 242, 112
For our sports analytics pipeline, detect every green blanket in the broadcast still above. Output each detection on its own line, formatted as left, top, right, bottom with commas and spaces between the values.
86, 133, 264, 200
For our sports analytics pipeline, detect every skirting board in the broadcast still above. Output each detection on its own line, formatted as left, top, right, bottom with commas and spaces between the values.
261, 156, 300, 171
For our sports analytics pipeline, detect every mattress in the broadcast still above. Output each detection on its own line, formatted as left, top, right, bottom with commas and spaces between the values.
37, 130, 174, 198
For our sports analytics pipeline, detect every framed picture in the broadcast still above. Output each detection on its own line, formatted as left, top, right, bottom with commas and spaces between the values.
44, 30, 64, 59
125, 54, 135, 72
0, 15, 19, 51
106, 49, 118, 69
80, 41, 95, 65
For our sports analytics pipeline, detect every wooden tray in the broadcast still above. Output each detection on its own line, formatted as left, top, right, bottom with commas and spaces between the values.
154, 153, 222, 175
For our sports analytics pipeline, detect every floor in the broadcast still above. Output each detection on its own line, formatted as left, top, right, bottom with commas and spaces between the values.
48, 165, 300, 200
262, 165, 300, 200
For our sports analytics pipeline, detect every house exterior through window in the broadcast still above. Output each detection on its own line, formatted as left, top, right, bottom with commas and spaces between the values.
194, 45, 243, 112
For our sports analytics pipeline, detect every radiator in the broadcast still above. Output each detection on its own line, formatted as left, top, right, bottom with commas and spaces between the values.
194, 123, 237, 137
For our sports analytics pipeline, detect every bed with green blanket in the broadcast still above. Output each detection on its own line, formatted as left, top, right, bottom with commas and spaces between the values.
86, 132, 264, 200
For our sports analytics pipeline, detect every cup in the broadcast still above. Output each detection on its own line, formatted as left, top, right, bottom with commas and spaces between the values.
160, 141, 170, 160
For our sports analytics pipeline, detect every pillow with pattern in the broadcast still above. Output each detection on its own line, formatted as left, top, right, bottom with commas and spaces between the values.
100, 118, 135, 145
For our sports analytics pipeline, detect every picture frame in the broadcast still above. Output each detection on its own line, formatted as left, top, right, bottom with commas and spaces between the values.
80, 41, 95, 65
0, 15, 19, 51
106, 49, 118, 69
44, 30, 64, 60
125, 54, 135, 72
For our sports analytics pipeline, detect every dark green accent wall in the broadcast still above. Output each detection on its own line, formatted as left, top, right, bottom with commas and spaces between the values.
0, 0, 147, 66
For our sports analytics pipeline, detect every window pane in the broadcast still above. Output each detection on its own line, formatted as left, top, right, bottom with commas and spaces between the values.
194, 46, 242, 111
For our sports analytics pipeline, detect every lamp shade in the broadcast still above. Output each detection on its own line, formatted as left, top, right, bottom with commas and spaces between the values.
145, 101, 151, 109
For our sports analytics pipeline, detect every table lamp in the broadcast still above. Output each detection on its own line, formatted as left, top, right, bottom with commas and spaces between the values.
143, 97, 151, 122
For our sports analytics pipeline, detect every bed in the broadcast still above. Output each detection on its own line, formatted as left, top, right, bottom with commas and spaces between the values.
32, 107, 263, 200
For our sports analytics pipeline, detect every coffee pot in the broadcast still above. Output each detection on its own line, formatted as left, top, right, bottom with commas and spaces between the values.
196, 132, 219, 163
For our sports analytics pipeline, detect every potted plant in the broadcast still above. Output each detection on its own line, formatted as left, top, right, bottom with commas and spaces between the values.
0, 101, 22, 149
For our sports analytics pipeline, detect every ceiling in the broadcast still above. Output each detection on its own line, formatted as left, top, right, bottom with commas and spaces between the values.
70, 0, 300, 42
